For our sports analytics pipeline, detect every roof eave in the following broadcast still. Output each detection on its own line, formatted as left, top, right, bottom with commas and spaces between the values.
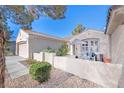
105, 6, 124, 34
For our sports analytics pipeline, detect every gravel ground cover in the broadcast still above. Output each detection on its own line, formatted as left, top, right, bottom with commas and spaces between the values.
5, 61, 102, 88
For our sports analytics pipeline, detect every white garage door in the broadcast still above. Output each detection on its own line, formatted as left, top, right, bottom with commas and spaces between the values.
19, 43, 28, 58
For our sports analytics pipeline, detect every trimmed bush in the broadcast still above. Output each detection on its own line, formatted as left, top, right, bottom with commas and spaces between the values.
29, 62, 52, 83
56, 43, 69, 56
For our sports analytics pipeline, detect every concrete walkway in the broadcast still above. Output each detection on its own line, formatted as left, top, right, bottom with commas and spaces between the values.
6, 56, 29, 79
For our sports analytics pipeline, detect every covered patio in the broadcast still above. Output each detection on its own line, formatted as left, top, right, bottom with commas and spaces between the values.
69, 38, 100, 60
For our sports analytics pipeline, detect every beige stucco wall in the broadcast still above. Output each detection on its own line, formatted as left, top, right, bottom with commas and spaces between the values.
16, 29, 29, 58
111, 25, 124, 64
106, 7, 124, 87
69, 30, 110, 57
29, 34, 64, 58
32, 52, 122, 87
109, 24, 124, 87
54, 56, 122, 88
33, 52, 44, 61
16, 29, 29, 43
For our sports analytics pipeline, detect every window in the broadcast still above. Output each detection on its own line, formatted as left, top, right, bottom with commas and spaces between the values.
95, 41, 98, 46
82, 47, 85, 51
85, 41, 88, 46
91, 41, 94, 46
90, 48, 93, 51
86, 52, 89, 56
96, 47, 98, 52
82, 44, 85, 46
82, 39, 99, 57
86, 47, 88, 51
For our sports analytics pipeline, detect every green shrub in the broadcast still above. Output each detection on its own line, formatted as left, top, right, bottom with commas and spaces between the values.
26, 59, 38, 65
42, 47, 55, 53
29, 62, 52, 83
56, 43, 69, 56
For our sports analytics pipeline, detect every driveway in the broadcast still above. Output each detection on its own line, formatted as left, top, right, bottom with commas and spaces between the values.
6, 56, 29, 79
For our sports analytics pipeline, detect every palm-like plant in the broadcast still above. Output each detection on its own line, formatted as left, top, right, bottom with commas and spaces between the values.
0, 5, 66, 88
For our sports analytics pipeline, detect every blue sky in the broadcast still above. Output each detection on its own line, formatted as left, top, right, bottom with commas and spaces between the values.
8, 5, 111, 40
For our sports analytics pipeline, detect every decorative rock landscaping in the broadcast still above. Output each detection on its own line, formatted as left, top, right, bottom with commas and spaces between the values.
5, 68, 102, 88
5, 56, 102, 88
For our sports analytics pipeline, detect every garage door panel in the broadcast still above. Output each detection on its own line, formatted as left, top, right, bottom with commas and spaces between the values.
19, 43, 28, 58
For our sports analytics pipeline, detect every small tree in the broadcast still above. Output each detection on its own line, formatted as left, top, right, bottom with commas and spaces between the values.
42, 46, 55, 53
56, 43, 69, 56
72, 24, 85, 35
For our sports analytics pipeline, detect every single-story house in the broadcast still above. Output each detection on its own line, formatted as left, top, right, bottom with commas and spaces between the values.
16, 6, 124, 64
16, 29, 67, 58
16, 28, 110, 60
68, 29, 110, 59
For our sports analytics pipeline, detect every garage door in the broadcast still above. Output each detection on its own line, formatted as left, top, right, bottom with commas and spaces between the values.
19, 43, 28, 58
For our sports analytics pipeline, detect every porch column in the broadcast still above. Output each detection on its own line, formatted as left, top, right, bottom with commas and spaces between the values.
70, 44, 73, 55
79, 44, 82, 57
76, 44, 81, 57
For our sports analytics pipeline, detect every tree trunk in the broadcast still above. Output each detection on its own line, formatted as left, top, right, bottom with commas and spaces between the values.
0, 15, 5, 88
0, 31, 5, 88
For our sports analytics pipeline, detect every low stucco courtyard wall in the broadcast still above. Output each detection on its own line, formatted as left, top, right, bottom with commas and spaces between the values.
33, 52, 43, 61
33, 52, 55, 65
33, 52, 122, 88
44, 52, 56, 65
54, 56, 122, 88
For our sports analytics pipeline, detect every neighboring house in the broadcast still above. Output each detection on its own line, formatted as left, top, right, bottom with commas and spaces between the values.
16, 29, 67, 58
16, 29, 110, 60
5, 41, 16, 55
16, 6, 124, 63
68, 29, 110, 59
